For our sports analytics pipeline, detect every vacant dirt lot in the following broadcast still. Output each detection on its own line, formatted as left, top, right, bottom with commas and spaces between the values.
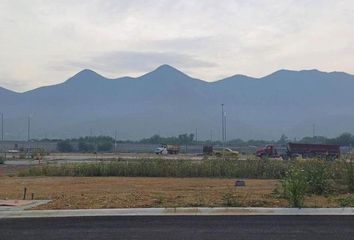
0, 177, 346, 209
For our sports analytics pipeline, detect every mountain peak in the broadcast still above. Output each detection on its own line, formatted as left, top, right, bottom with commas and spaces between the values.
75, 69, 101, 78
152, 64, 185, 74
65, 69, 106, 84
262, 69, 325, 80
140, 64, 192, 81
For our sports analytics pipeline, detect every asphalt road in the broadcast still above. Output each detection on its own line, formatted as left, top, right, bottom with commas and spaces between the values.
1, 215, 354, 240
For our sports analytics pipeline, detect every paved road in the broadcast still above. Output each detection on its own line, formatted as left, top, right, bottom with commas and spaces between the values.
1, 215, 354, 240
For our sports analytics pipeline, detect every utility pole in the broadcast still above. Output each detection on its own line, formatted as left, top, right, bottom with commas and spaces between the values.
114, 130, 117, 155
1, 113, 3, 156
221, 104, 224, 144
221, 104, 227, 144
195, 128, 198, 144
312, 123, 316, 138
1, 113, 3, 142
27, 116, 31, 142
210, 129, 213, 142
27, 116, 31, 158
224, 111, 227, 143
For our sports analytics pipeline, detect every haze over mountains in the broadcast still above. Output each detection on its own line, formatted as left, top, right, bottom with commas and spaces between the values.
1, 64, 354, 141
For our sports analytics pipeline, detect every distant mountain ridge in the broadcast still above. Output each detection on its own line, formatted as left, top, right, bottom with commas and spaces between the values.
1, 65, 354, 140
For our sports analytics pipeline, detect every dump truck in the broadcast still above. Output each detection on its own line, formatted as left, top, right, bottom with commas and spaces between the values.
154, 144, 180, 155
256, 143, 340, 159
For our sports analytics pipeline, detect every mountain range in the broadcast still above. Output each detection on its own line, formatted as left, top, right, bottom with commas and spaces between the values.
1, 64, 354, 140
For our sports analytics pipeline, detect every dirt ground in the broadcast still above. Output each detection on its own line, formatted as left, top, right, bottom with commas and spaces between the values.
0, 177, 346, 209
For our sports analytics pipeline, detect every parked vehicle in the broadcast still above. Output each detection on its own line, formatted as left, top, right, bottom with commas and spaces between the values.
154, 144, 180, 155
256, 145, 287, 159
214, 148, 239, 158
256, 143, 340, 159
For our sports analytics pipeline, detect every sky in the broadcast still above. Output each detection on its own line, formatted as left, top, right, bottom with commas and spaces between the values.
0, 0, 354, 92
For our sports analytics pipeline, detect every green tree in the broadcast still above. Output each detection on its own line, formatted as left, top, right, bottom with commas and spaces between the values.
57, 140, 74, 152
277, 134, 288, 144
335, 133, 353, 145
78, 142, 95, 152
97, 142, 113, 152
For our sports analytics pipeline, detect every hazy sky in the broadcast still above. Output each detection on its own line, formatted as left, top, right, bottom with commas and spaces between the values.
1, 0, 353, 91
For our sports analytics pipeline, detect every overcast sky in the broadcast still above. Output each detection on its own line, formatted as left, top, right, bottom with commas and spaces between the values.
1, 0, 353, 92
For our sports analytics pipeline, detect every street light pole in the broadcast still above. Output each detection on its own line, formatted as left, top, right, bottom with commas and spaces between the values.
1, 113, 3, 142
27, 116, 31, 142
114, 130, 117, 155
26, 116, 31, 158
224, 111, 227, 143
221, 104, 224, 144
195, 128, 198, 144
1, 113, 3, 156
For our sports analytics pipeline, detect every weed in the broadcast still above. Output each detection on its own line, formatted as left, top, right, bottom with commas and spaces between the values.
152, 194, 165, 206
222, 190, 242, 207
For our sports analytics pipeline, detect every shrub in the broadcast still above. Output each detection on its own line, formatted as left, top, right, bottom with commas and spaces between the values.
344, 160, 354, 192
0, 156, 4, 164
339, 194, 354, 207
282, 164, 308, 208
302, 159, 330, 194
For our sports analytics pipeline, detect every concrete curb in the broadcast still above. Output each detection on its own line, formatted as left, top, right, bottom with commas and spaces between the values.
1, 207, 354, 219
0, 200, 51, 212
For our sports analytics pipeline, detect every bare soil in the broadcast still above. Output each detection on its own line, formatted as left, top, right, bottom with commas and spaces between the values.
0, 177, 347, 209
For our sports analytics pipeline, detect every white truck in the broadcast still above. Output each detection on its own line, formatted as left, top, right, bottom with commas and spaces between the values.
154, 144, 180, 155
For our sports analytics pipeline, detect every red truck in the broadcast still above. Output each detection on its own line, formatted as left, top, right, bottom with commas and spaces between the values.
256, 143, 340, 159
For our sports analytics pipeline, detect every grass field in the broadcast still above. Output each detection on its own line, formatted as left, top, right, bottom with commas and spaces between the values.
0, 177, 349, 209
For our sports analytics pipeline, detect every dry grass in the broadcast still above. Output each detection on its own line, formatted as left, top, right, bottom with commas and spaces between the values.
0, 177, 346, 209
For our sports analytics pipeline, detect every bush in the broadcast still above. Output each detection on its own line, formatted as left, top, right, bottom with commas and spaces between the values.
31, 148, 47, 160
344, 160, 354, 192
302, 159, 330, 194
339, 194, 354, 207
282, 165, 308, 208
0, 156, 5, 164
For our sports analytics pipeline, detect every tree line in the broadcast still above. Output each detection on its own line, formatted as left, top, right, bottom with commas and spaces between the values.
54, 132, 354, 152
